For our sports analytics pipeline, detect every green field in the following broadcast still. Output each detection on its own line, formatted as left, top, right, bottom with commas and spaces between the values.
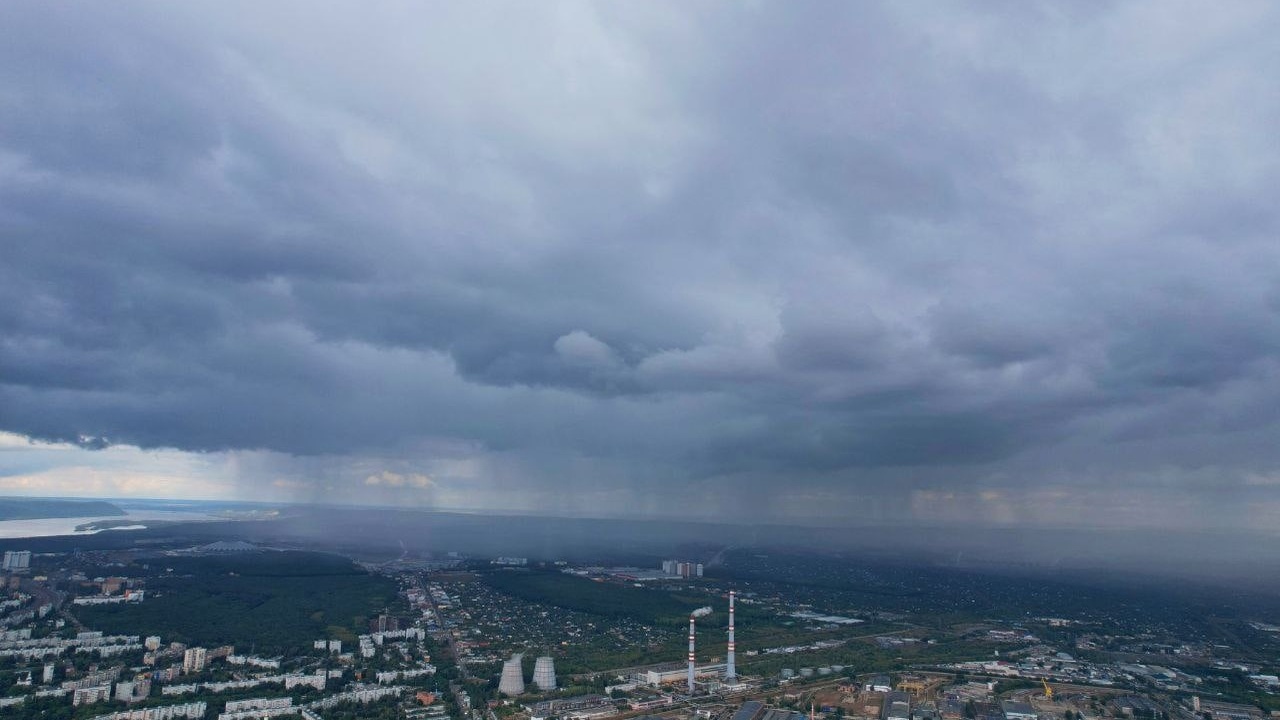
74, 551, 397, 655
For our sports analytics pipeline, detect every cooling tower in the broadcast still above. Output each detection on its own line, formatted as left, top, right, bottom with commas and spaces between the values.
532, 656, 557, 691
498, 654, 525, 696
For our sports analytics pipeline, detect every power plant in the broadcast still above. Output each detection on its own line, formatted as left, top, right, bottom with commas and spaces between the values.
532, 656, 557, 691
684, 596, 742, 694
624, 592, 754, 695
726, 590, 737, 681
498, 654, 525, 696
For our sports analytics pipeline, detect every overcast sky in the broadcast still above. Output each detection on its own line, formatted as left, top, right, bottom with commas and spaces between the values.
2, 2, 1280, 530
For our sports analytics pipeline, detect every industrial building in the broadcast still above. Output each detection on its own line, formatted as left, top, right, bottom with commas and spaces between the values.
638, 662, 727, 687
883, 691, 911, 720
1001, 701, 1037, 720
527, 694, 613, 720
867, 675, 893, 693
733, 705, 805, 720
1195, 700, 1265, 720
733, 701, 765, 720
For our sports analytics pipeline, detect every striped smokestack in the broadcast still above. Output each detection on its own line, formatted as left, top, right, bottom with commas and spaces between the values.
726, 590, 736, 681
687, 614, 696, 693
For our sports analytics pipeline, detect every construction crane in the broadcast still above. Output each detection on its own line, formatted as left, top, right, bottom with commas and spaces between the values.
1042, 679, 1054, 700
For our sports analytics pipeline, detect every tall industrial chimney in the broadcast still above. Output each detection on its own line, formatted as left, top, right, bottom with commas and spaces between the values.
726, 591, 736, 681
687, 614, 696, 694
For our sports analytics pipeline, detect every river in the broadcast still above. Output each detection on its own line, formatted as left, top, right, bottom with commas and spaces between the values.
0, 509, 219, 539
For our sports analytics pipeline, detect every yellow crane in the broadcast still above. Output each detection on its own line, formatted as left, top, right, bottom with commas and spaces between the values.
1042, 679, 1054, 700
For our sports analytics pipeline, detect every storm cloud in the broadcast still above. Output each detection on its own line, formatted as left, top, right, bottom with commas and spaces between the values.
3, 2, 1280, 526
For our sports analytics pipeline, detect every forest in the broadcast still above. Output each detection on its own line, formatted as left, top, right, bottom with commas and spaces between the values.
74, 551, 397, 655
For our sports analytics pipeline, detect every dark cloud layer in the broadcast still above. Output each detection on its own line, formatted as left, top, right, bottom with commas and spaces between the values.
3, 3, 1280, 524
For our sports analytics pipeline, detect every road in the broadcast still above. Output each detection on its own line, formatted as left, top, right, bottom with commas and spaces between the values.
19, 576, 85, 632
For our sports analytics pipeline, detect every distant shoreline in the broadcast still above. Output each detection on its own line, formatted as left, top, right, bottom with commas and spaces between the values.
73, 518, 158, 532
0, 498, 125, 521
0, 508, 223, 540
